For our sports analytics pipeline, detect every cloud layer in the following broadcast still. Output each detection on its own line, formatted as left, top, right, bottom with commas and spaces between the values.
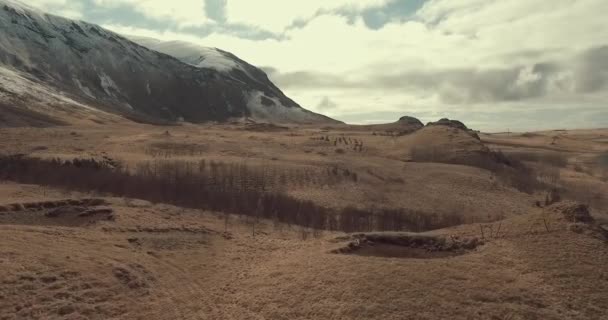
21, 0, 608, 131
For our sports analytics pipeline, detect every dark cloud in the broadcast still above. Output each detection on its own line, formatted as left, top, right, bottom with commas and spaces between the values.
361, 0, 427, 29
268, 46, 608, 104
286, 0, 427, 31
575, 45, 608, 93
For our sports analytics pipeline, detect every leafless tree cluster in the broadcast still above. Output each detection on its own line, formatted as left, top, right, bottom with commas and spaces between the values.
599, 152, 608, 182
144, 142, 208, 157
0, 155, 464, 233
507, 151, 568, 168
326, 165, 358, 183
135, 160, 355, 191
314, 135, 364, 152
372, 131, 410, 137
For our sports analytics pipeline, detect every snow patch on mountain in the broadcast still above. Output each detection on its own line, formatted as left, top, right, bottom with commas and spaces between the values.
192, 47, 241, 72
130, 38, 242, 73
99, 72, 119, 97
1, 0, 43, 16
0, 65, 107, 114
247, 91, 324, 124
73, 78, 95, 99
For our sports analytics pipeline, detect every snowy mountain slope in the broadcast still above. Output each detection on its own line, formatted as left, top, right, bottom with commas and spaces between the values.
131, 38, 244, 73
130, 36, 337, 124
0, 64, 122, 127
0, 0, 337, 125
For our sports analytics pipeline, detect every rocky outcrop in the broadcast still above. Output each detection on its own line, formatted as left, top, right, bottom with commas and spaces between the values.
426, 118, 480, 140
398, 116, 424, 127
427, 118, 469, 130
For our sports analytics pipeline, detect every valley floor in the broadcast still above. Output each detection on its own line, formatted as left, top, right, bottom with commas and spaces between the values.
1, 123, 607, 319
0, 182, 607, 320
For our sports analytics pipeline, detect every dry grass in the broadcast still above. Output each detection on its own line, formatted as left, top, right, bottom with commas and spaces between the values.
0, 123, 540, 221
1, 124, 608, 319
410, 146, 546, 194
1, 187, 607, 320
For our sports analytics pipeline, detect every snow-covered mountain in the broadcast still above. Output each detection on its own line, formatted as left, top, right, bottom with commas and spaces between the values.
0, 0, 337, 126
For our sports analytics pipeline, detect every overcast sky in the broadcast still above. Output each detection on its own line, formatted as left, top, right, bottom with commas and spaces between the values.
27, 0, 608, 131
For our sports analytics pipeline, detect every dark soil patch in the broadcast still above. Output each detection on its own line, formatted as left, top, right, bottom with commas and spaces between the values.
352, 243, 465, 259
0, 199, 113, 227
332, 232, 482, 259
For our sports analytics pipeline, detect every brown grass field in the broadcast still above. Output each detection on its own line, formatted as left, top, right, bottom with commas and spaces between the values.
1, 121, 607, 319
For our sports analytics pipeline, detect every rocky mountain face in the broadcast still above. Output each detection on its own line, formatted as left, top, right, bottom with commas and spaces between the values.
0, 0, 337, 126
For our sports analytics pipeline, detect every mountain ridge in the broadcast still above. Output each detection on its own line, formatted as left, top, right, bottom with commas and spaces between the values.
0, 0, 338, 126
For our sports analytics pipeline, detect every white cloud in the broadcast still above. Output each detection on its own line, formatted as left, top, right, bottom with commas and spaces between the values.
94, 0, 211, 27
42, 0, 608, 129
225, 0, 389, 31
418, 0, 608, 53
11, 0, 84, 19
23, 0, 69, 6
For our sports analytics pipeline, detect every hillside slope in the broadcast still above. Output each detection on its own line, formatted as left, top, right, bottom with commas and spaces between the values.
0, 0, 336, 126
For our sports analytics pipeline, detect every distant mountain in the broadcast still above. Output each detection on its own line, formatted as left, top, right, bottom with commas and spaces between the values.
0, 0, 338, 126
